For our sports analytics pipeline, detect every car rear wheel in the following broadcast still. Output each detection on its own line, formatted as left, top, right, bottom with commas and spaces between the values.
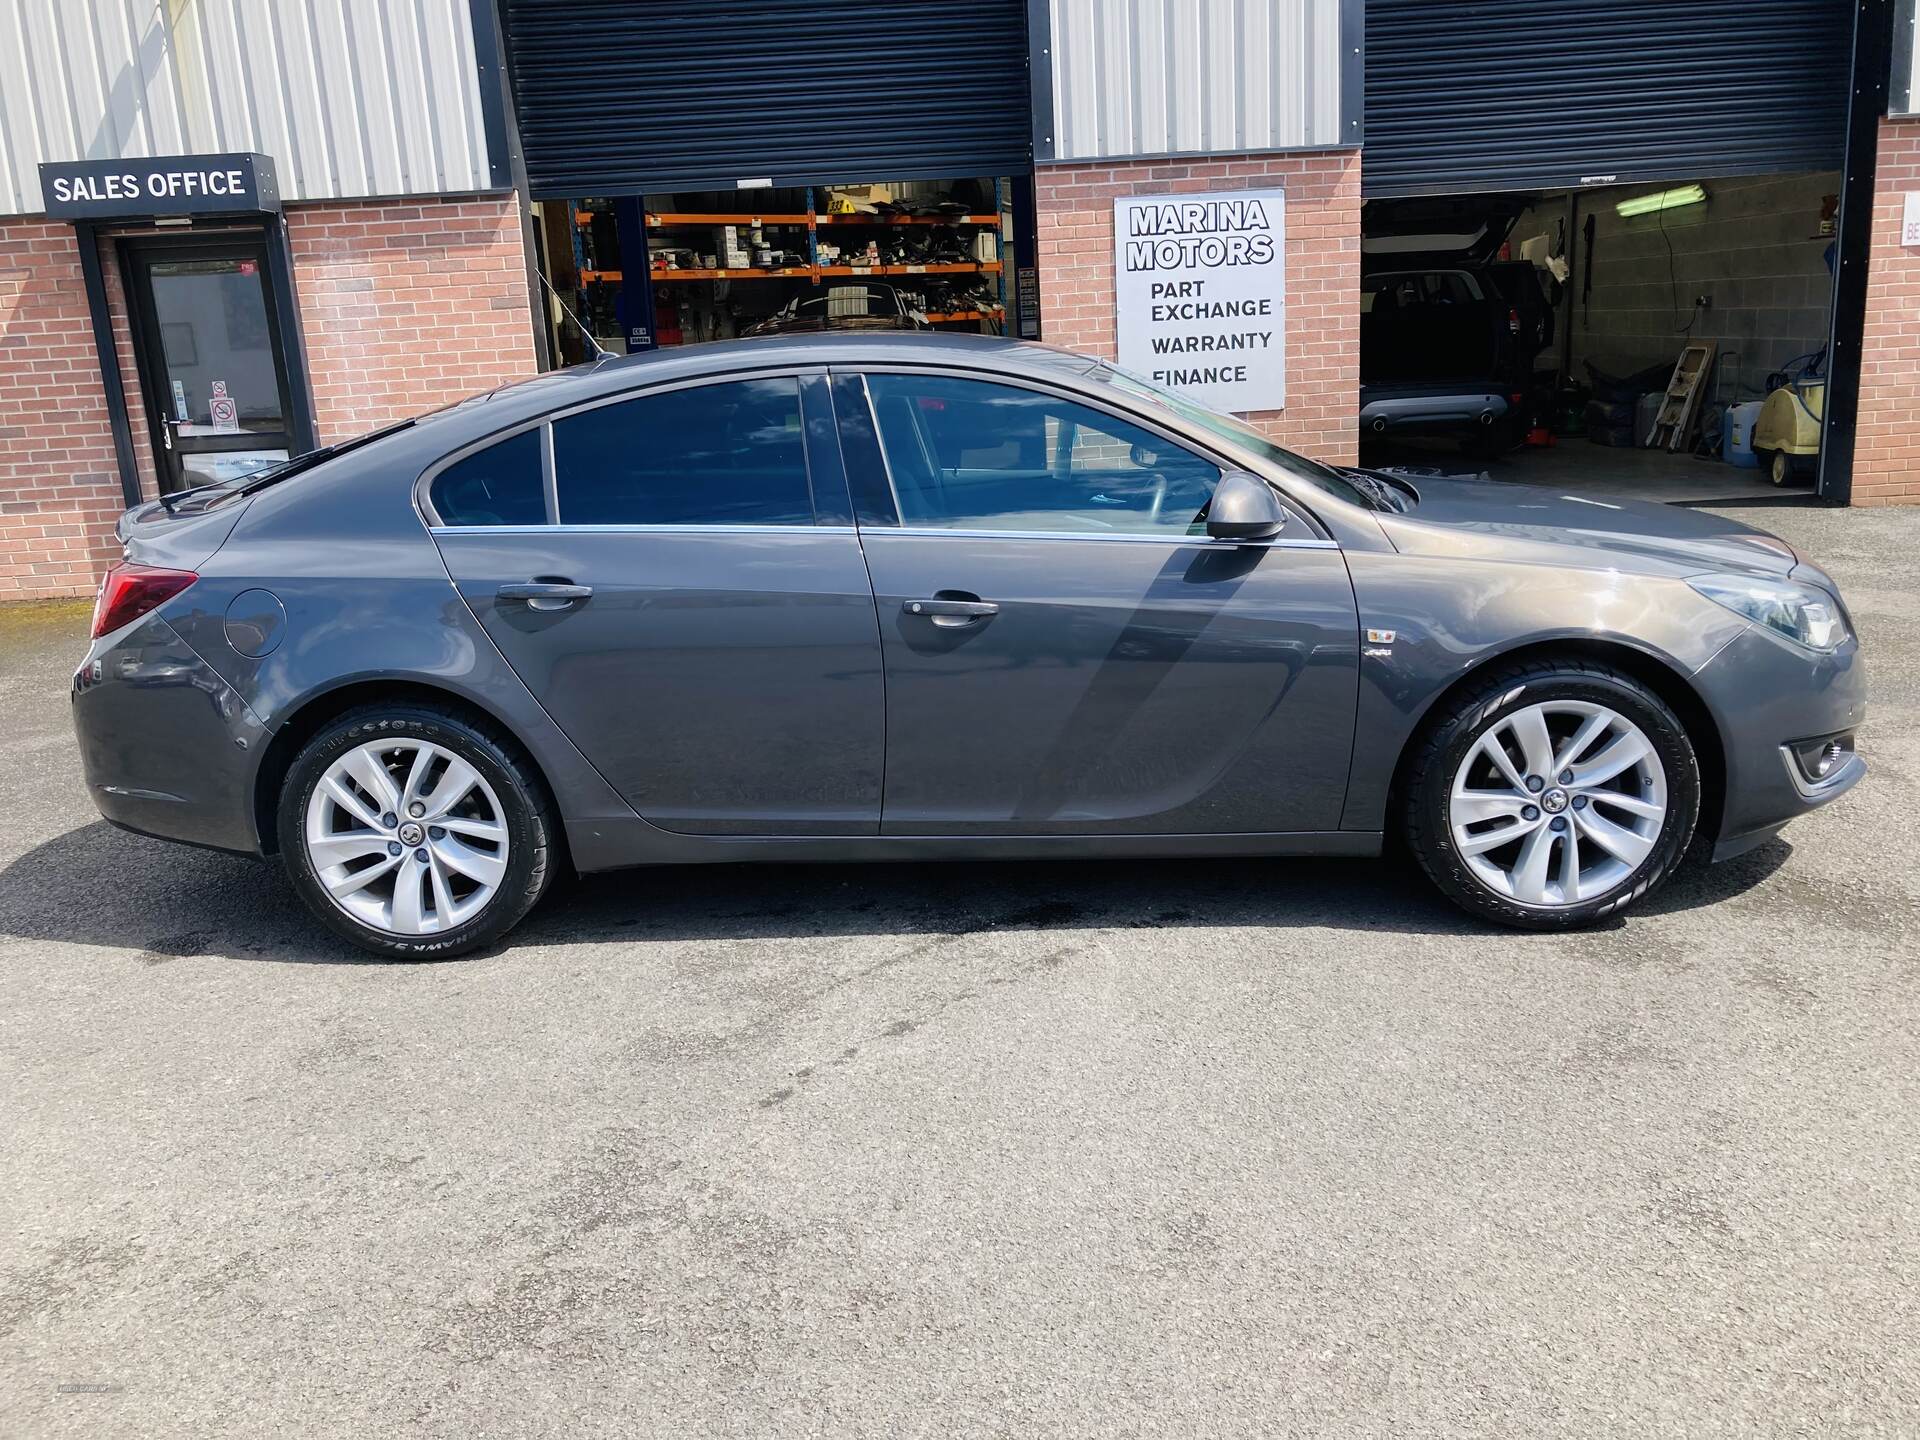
278, 705, 555, 958
1404, 660, 1701, 929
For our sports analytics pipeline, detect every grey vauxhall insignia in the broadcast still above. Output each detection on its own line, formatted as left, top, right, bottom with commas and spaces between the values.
71, 334, 1865, 957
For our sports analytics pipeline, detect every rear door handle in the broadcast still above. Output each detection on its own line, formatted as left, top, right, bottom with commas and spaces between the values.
903, 597, 998, 627
498, 581, 592, 611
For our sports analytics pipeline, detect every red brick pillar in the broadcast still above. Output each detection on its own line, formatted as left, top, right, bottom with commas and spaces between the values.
0, 222, 134, 599
1854, 117, 1920, 506
1033, 150, 1362, 465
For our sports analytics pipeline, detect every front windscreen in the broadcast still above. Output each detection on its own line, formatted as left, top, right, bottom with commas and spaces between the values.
1087, 364, 1378, 512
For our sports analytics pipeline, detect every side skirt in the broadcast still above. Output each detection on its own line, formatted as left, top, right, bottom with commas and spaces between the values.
565, 823, 1384, 872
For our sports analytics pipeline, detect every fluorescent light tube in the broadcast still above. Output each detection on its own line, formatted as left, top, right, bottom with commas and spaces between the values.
1615, 184, 1708, 218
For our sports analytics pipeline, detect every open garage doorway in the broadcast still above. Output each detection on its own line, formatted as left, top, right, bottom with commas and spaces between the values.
1358, 173, 1842, 504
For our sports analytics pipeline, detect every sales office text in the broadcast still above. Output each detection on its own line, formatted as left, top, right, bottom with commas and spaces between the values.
50, 169, 250, 204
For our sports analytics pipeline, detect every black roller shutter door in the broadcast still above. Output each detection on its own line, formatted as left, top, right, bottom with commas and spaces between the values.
1364, 0, 1854, 197
503, 0, 1033, 197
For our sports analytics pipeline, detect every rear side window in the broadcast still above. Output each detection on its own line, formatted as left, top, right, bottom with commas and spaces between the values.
552, 377, 814, 526
428, 429, 547, 526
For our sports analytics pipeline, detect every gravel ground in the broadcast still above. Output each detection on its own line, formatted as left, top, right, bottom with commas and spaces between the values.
1, 501, 1916, 1438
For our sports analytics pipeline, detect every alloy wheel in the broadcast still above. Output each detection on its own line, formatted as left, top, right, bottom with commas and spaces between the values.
1447, 700, 1668, 907
303, 739, 510, 935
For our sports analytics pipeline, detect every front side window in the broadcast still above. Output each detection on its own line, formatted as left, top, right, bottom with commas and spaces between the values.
428, 428, 547, 527
863, 374, 1221, 536
553, 377, 813, 526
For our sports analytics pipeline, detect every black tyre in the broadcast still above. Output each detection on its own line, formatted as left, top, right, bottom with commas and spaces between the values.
278, 704, 556, 958
1403, 660, 1701, 930
1761, 447, 1791, 487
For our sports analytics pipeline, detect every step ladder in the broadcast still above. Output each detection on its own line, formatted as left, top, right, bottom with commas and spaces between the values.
1646, 342, 1716, 452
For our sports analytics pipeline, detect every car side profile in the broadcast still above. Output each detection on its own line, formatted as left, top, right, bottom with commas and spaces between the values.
71, 334, 1866, 957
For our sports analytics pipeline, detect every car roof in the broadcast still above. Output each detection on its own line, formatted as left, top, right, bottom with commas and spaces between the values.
443, 332, 1097, 430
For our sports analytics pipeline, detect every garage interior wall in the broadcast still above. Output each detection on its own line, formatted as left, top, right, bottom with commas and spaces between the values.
1514, 175, 1840, 401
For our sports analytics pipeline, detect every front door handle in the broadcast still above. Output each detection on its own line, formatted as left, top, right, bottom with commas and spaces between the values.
498, 580, 592, 611
903, 596, 998, 627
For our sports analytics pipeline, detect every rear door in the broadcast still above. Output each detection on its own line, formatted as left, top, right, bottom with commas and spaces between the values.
832, 369, 1360, 836
428, 370, 885, 835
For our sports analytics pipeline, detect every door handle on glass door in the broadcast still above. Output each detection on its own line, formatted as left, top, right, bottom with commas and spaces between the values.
903, 597, 998, 627
498, 580, 592, 611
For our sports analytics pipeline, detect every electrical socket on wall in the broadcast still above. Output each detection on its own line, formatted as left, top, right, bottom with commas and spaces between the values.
1694, 294, 1712, 311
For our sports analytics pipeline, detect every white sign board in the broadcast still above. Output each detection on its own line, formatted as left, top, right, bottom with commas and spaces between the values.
1114, 188, 1285, 414
1904, 192, 1920, 247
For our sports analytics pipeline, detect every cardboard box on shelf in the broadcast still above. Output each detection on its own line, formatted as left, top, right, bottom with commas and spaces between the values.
824, 184, 895, 215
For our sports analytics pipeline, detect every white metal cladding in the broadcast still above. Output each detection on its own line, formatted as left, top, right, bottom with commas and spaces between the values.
0, 0, 496, 217
1046, 0, 1347, 161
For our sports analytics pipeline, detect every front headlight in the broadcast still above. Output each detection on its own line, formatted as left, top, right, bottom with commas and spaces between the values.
1689, 574, 1849, 653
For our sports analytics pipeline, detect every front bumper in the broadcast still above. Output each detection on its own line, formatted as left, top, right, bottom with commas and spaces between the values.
1695, 623, 1867, 860
71, 612, 268, 855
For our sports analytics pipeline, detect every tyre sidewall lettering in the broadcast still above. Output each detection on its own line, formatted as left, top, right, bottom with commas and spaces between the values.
278, 708, 552, 960
1409, 665, 1702, 929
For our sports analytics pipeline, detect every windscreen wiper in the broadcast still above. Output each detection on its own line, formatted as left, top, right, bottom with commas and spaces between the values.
1339, 469, 1410, 514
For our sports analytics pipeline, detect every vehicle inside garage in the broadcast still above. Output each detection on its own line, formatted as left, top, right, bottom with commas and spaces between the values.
1360, 0, 1855, 502
1358, 171, 1842, 499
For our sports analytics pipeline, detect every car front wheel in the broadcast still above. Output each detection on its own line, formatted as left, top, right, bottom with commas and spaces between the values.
278, 705, 555, 958
1404, 660, 1701, 929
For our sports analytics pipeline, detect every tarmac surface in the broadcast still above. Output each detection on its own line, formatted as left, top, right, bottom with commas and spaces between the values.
2, 501, 1915, 1437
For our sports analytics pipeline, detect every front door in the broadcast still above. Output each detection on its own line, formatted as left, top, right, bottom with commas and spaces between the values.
834, 370, 1360, 836
429, 371, 886, 835
123, 236, 297, 494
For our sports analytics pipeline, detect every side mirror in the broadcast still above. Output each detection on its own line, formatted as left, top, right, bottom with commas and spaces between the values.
1206, 471, 1287, 541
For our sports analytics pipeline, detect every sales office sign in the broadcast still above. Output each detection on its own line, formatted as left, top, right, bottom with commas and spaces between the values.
1114, 188, 1285, 414
38, 153, 280, 221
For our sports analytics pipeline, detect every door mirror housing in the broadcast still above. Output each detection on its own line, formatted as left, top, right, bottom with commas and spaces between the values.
1206, 471, 1288, 541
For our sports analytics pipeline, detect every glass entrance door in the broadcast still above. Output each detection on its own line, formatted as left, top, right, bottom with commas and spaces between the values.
124, 236, 296, 494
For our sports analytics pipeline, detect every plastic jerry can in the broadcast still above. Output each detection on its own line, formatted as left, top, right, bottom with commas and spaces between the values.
1723, 401, 1764, 469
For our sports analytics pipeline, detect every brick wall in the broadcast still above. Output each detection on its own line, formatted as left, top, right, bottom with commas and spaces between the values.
1034, 149, 1362, 464
286, 194, 535, 443
0, 221, 130, 598
0, 193, 536, 602
1854, 118, 1920, 506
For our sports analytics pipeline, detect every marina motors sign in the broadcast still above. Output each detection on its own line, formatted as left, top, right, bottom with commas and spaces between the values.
1113, 188, 1285, 414
39, 153, 279, 221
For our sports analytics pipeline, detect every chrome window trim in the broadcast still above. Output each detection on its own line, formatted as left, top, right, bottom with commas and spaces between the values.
870, 526, 1340, 550
428, 523, 860, 537
422, 522, 1333, 550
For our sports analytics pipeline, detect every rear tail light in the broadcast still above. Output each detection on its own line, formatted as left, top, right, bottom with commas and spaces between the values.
91, 561, 197, 639
1508, 306, 1521, 336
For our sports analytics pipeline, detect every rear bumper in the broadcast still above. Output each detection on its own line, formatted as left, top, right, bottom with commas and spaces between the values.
1361, 386, 1511, 435
1696, 625, 1867, 860
71, 613, 268, 856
